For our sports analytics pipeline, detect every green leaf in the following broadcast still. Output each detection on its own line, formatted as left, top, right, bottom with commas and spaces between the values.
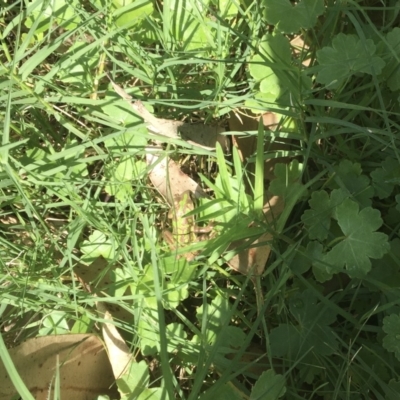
199, 383, 244, 400
381, 28, 400, 91
329, 188, 350, 214
289, 289, 336, 327
25, 0, 81, 34
116, 360, 149, 398
324, 199, 389, 278
196, 294, 229, 345
371, 157, 400, 199
308, 241, 337, 282
249, 33, 291, 81
163, 282, 189, 309
301, 190, 332, 240
138, 315, 188, 356
165, 322, 188, 352
329, 160, 374, 208
316, 34, 385, 89
290, 290, 338, 356
270, 290, 338, 359
80, 230, 117, 262
248, 34, 291, 103
387, 379, 400, 400
196, 294, 244, 349
245, 91, 279, 113
56, 41, 100, 88
20, 140, 88, 195
289, 245, 312, 275
137, 388, 165, 400
250, 369, 286, 400
263, 0, 324, 34
269, 160, 304, 201
366, 239, 400, 290
104, 128, 148, 152
210, 0, 239, 19
269, 324, 301, 358
102, 95, 144, 127
260, 33, 292, 62
249, 57, 281, 96
104, 157, 146, 201
162, 255, 198, 283
383, 314, 400, 361
248, 33, 310, 105
136, 306, 159, 356
113, 0, 154, 27
169, 0, 214, 51
39, 311, 70, 336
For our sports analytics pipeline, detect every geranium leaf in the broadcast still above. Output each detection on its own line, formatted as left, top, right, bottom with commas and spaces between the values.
289, 289, 336, 327
263, 0, 324, 34
269, 159, 303, 201
366, 239, 400, 290
301, 190, 332, 240
269, 323, 301, 358
324, 199, 389, 278
307, 241, 337, 283
250, 369, 286, 400
316, 34, 385, 89
329, 160, 374, 207
371, 157, 400, 199
383, 314, 400, 362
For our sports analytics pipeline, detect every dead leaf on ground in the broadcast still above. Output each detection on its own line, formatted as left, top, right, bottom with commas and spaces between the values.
0, 334, 117, 400
107, 73, 228, 151
146, 152, 207, 205
96, 302, 134, 380
227, 193, 285, 277
229, 110, 294, 182
224, 109, 293, 277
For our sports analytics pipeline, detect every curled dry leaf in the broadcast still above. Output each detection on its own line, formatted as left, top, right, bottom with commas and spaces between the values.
0, 334, 117, 400
146, 152, 206, 205
74, 259, 137, 394
96, 302, 134, 380
107, 73, 228, 151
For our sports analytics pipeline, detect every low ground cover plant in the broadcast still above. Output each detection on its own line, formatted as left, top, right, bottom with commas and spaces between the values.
2, 0, 400, 399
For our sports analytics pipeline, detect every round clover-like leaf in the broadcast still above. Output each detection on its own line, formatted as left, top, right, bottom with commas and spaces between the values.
324, 199, 389, 278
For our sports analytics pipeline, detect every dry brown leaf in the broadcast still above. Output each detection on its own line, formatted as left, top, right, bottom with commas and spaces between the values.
229, 110, 293, 182
291, 35, 311, 67
73, 255, 111, 294
96, 302, 134, 379
224, 110, 293, 277
146, 152, 207, 205
227, 193, 285, 277
107, 74, 228, 150
0, 334, 117, 400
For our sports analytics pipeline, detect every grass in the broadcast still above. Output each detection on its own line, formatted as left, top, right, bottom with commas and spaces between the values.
2, 0, 400, 399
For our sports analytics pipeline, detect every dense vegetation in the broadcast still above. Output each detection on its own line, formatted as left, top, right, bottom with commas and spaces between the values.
2, 0, 400, 398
